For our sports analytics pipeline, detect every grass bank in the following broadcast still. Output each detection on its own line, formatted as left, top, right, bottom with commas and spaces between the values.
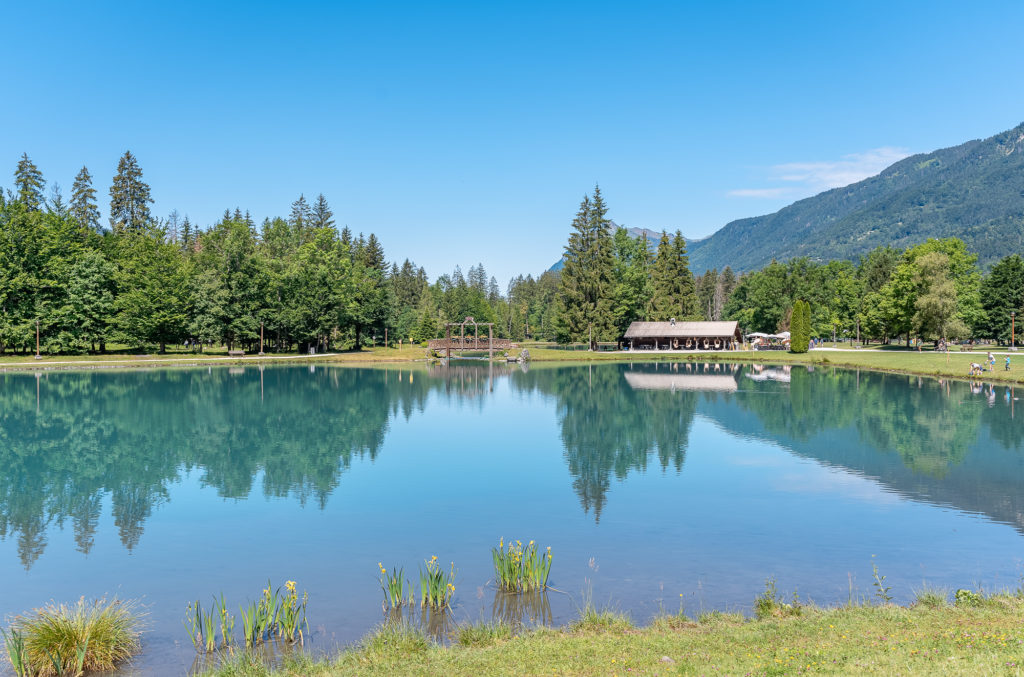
523, 345, 1024, 384
4, 342, 1024, 385
204, 595, 1024, 676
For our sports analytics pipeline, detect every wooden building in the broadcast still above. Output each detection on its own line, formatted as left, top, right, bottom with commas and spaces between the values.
623, 320, 742, 351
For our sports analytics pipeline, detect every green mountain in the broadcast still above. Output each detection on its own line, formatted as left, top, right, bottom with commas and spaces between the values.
687, 122, 1024, 273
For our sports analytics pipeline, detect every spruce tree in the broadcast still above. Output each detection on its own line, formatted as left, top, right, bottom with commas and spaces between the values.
48, 184, 69, 218
650, 230, 699, 320
70, 166, 102, 232
14, 153, 45, 210
109, 151, 153, 233
289, 194, 311, 229
312, 193, 334, 229
557, 186, 616, 347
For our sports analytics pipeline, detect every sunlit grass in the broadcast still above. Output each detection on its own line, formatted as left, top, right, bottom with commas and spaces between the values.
203, 593, 1024, 676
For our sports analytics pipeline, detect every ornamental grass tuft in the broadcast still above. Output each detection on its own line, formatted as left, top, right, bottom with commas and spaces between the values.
7, 597, 143, 676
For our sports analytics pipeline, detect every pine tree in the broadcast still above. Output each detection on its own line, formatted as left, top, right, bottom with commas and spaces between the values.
14, 153, 45, 210
108, 151, 153, 233
70, 166, 102, 232
312, 193, 334, 229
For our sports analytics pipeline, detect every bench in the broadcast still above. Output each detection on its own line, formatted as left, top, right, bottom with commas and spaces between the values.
228, 349, 245, 357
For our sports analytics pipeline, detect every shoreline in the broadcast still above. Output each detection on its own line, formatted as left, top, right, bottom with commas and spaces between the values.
200, 593, 1024, 676
2, 345, 1023, 385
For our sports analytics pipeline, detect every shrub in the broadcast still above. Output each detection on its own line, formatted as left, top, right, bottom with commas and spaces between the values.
753, 577, 801, 619
954, 588, 985, 607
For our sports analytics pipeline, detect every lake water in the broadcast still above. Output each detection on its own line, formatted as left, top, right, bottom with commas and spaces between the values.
1, 361, 1022, 674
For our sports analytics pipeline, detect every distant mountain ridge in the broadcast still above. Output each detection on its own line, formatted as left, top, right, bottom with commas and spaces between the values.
550, 122, 1024, 274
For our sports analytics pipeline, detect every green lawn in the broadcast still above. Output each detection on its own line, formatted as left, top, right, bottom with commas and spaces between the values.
204, 596, 1024, 676
5, 342, 1023, 385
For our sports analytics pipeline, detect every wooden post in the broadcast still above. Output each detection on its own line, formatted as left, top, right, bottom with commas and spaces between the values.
35, 319, 41, 360
385, 327, 388, 349
488, 324, 493, 360
259, 322, 265, 355
446, 323, 451, 361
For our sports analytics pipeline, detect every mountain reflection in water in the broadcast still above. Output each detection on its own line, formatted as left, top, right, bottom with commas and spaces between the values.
0, 362, 1020, 570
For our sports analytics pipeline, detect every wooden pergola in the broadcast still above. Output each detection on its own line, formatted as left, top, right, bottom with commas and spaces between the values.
427, 317, 511, 359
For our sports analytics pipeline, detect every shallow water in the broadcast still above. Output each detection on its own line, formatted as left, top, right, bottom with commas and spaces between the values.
0, 362, 1022, 674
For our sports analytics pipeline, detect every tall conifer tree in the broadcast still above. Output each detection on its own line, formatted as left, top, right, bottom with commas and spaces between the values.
109, 151, 153, 233
71, 166, 102, 232
650, 230, 699, 320
14, 153, 45, 210
557, 186, 616, 347
312, 193, 334, 229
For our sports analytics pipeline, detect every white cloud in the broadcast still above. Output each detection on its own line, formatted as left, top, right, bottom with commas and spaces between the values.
729, 146, 911, 199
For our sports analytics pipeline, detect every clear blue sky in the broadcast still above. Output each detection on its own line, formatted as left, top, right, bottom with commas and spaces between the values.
3, 1, 1023, 284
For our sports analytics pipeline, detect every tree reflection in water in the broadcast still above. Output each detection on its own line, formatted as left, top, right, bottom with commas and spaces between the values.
0, 362, 1020, 569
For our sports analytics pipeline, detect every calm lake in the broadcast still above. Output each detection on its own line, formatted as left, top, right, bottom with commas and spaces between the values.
1, 361, 1022, 674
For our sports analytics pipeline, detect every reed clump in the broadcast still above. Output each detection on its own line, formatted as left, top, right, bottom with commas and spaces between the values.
418, 556, 456, 610
5, 597, 143, 677
492, 538, 553, 592
185, 581, 308, 654
378, 563, 413, 610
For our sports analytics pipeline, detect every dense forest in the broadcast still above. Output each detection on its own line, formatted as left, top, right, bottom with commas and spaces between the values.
2, 154, 1022, 355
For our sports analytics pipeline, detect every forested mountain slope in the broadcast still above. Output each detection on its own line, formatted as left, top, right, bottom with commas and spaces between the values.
687, 122, 1024, 272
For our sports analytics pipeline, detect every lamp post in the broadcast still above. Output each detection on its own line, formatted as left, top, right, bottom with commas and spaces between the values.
259, 321, 265, 355
35, 319, 41, 360
1012, 311, 1016, 350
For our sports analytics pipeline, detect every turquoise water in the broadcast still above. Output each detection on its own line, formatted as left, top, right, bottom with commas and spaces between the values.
0, 362, 1022, 674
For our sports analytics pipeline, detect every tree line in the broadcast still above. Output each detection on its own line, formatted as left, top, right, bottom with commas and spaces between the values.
0, 153, 561, 354
3, 155, 1022, 355
550, 187, 1023, 347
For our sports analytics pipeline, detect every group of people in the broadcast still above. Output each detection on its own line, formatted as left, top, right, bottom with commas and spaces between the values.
969, 351, 1009, 376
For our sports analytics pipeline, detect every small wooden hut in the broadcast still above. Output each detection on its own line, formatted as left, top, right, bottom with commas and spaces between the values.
623, 320, 742, 351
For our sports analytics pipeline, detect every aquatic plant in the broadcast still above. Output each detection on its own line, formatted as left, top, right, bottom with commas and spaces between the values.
215, 594, 235, 649
418, 556, 456, 610
871, 557, 893, 603
274, 581, 308, 644
9, 597, 142, 676
492, 539, 553, 592
379, 563, 412, 609
1, 627, 28, 677
184, 600, 217, 653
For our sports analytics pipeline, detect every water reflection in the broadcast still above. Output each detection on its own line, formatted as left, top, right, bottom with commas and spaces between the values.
0, 362, 1021, 569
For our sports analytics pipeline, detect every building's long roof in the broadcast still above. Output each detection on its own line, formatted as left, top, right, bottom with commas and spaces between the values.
624, 321, 740, 339
623, 373, 738, 392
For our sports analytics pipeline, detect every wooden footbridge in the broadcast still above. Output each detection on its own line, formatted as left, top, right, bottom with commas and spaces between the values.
427, 317, 512, 358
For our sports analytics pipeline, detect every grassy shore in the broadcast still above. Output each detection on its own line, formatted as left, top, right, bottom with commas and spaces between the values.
3, 343, 1023, 385
204, 595, 1024, 676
